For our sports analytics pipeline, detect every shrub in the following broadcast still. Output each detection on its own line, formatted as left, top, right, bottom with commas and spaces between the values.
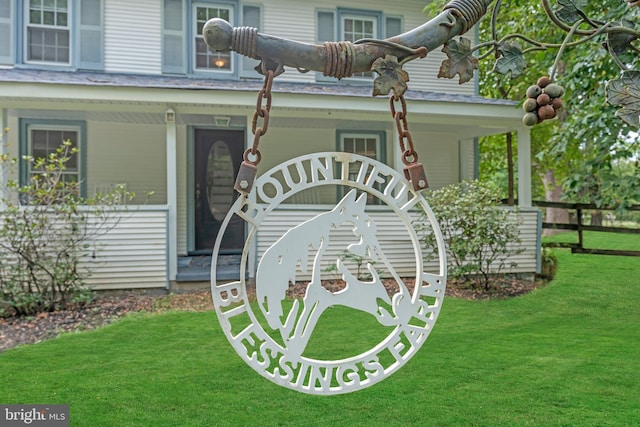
539, 247, 558, 280
415, 180, 524, 290
0, 141, 134, 317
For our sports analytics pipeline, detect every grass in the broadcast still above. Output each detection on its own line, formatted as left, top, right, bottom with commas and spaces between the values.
1, 232, 639, 426
545, 227, 640, 251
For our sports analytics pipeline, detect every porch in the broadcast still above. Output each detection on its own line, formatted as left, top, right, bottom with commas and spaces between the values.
176, 254, 241, 283
1, 70, 536, 291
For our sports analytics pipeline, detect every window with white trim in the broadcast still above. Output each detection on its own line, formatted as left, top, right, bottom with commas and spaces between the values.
193, 3, 233, 72
162, 1, 261, 77
25, 0, 70, 64
342, 15, 377, 78
28, 127, 80, 184
0, 0, 103, 69
317, 9, 402, 82
340, 132, 385, 204
20, 119, 86, 196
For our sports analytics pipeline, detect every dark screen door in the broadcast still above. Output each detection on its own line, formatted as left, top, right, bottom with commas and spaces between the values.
194, 129, 245, 253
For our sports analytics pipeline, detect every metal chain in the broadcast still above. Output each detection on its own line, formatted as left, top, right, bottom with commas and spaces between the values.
390, 93, 429, 191
246, 69, 275, 166
234, 68, 277, 194
390, 94, 418, 165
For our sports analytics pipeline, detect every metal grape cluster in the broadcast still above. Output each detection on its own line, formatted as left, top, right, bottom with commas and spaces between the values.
522, 76, 566, 127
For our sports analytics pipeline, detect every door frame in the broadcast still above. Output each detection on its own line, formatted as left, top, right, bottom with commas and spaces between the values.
186, 125, 246, 255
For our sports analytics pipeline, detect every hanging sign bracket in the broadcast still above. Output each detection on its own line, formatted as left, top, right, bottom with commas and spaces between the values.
203, 0, 492, 96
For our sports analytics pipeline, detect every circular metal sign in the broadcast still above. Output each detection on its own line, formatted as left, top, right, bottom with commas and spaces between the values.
211, 152, 446, 395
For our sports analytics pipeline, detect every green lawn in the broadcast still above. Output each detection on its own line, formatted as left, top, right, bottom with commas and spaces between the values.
1, 234, 639, 426
545, 228, 640, 251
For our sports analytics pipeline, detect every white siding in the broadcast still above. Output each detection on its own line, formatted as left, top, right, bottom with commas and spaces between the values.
262, 1, 314, 83
0, 207, 168, 291
87, 121, 167, 204
412, 132, 460, 189
513, 208, 541, 274
104, 0, 162, 74
83, 207, 168, 289
254, 126, 337, 173
256, 206, 540, 282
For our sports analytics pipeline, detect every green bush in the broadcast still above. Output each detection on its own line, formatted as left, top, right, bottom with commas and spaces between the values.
0, 141, 134, 316
415, 180, 524, 290
539, 247, 558, 280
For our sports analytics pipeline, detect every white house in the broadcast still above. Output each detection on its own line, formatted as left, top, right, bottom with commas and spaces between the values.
0, 0, 538, 290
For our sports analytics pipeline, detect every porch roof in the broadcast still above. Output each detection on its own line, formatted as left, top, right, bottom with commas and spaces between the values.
0, 68, 515, 107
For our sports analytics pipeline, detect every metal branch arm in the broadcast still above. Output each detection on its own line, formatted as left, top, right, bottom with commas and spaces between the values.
203, 0, 494, 79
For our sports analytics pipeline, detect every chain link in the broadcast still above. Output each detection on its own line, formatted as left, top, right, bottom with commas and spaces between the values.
390, 94, 418, 165
247, 70, 275, 165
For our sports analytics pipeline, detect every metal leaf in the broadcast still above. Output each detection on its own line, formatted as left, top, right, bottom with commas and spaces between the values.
492, 43, 526, 79
606, 70, 640, 128
555, 0, 588, 25
605, 20, 639, 54
371, 55, 410, 97
438, 37, 478, 84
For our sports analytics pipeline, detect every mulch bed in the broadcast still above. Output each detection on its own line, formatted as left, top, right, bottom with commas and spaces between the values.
0, 277, 546, 354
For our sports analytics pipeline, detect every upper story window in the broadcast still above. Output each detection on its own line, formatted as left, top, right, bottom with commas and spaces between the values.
0, 0, 103, 70
26, 0, 70, 65
193, 3, 232, 72
317, 9, 402, 83
342, 15, 377, 78
162, 0, 261, 78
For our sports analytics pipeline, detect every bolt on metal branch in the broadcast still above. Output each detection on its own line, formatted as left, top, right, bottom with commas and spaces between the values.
203, 0, 494, 88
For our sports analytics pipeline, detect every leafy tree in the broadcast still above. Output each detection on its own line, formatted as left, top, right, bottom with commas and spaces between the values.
425, 1, 640, 213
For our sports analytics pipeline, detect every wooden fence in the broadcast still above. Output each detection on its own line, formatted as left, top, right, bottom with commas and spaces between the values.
533, 201, 640, 256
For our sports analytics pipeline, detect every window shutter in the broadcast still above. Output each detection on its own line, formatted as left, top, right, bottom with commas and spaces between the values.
241, 5, 261, 78
385, 16, 402, 38
0, 0, 13, 65
78, 0, 104, 70
316, 11, 336, 82
317, 11, 335, 42
163, 0, 185, 74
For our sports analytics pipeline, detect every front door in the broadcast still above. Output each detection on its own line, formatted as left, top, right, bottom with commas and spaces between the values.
194, 129, 245, 254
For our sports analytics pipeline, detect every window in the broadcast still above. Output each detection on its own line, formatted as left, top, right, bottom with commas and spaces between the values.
317, 9, 402, 82
25, 0, 70, 64
193, 3, 233, 72
341, 15, 377, 78
28, 128, 79, 183
0, 0, 15, 65
162, 1, 261, 78
1, 0, 103, 69
20, 119, 86, 196
340, 131, 386, 204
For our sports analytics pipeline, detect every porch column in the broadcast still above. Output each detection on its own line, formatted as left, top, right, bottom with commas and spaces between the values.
0, 109, 6, 203
165, 108, 178, 282
517, 126, 532, 207
392, 127, 404, 173
458, 138, 478, 181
